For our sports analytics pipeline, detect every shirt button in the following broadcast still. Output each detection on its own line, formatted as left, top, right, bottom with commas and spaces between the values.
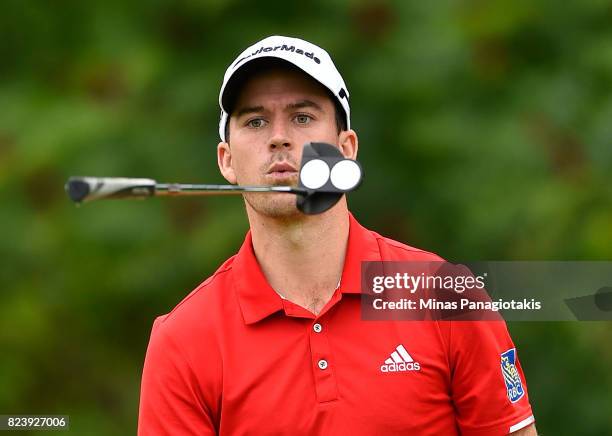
318, 359, 328, 370
313, 323, 322, 333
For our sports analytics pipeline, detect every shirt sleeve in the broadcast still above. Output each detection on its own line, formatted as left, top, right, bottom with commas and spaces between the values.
447, 320, 535, 436
138, 316, 217, 436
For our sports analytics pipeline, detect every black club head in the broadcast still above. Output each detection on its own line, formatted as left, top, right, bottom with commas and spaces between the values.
296, 142, 362, 215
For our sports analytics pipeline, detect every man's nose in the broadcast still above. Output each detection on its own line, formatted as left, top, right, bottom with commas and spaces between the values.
268, 120, 292, 150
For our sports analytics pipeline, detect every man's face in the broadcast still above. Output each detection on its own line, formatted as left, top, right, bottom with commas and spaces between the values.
218, 67, 344, 218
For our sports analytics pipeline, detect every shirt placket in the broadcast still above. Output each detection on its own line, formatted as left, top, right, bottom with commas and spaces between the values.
309, 315, 339, 403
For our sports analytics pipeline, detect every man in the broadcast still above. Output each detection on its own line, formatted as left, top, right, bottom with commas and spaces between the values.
138, 35, 537, 435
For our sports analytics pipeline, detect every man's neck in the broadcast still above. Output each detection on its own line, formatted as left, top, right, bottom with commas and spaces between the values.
246, 202, 350, 315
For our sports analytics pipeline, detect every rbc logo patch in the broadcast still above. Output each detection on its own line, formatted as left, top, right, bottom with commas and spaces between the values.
500, 348, 525, 403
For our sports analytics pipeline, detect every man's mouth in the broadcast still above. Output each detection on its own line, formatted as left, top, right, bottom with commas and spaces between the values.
266, 162, 298, 183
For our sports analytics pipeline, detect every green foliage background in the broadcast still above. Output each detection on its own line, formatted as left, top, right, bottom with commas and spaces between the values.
1, 1, 611, 434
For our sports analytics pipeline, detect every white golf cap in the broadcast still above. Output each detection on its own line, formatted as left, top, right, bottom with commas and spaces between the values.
218, 35, 350, 142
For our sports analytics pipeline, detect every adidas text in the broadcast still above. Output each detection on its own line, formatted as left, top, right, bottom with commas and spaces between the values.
380, 362, 421, 372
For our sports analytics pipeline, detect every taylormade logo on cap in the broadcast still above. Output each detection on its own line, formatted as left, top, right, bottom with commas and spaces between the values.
233, 44, 322, 67
218, 35, 350, 142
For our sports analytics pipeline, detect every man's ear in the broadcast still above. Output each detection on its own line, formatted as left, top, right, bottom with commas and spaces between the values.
338, 129, 358, 160
217, 141, 237, 184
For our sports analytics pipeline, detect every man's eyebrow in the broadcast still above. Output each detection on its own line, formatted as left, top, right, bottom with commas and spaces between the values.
286, 100, 323, 111
234, 100, 323, 118
235, 105, 265, 118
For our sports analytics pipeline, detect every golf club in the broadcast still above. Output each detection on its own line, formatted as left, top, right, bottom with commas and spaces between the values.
65, 142, 363, 215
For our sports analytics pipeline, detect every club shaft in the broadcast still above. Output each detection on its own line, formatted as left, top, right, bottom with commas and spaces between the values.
64, 176, 308, 203
155, 183, 307, 196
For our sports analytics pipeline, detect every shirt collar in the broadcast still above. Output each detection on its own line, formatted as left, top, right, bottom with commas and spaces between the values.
233, 212, 382, 325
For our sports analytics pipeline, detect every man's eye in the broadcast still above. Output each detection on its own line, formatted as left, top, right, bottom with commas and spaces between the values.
294, 114, 312, 124
247, 118, 266, 128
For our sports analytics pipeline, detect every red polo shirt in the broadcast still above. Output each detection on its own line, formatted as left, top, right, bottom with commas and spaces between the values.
138, 214, 535, 435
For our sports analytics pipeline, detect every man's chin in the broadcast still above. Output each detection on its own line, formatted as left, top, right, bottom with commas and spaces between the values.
244, 192, 303, 219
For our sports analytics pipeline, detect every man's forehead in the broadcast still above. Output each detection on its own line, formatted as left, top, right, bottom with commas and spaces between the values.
234, 90, 329, 112
229, 64, 332, 112
236, 69, 329, 101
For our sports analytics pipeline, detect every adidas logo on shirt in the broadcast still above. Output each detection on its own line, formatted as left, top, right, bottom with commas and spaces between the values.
380, 344, 421, 372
